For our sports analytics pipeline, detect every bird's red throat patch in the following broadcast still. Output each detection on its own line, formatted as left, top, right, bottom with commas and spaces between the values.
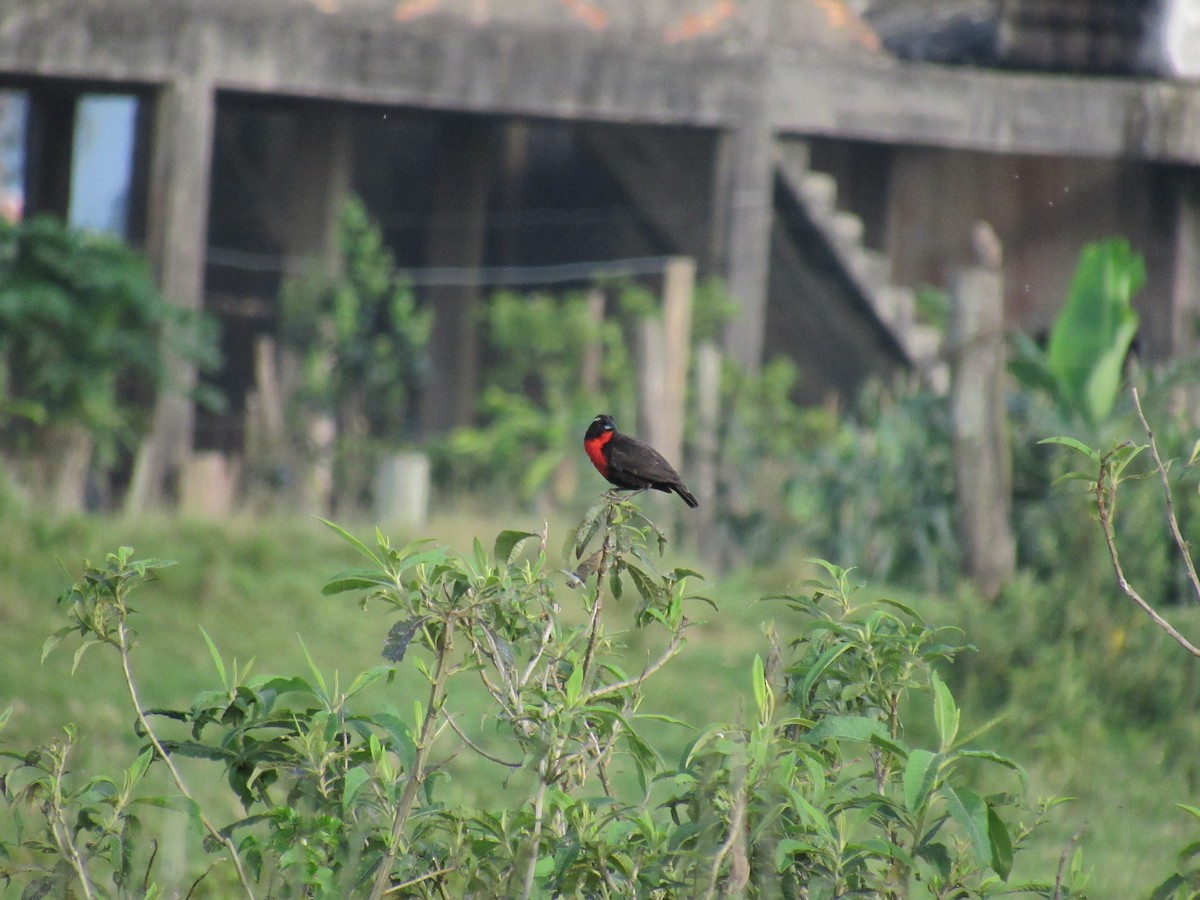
583, 430, 613, 477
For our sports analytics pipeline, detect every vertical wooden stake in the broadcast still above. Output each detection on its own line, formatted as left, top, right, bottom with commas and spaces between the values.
950, 223, 1015, 599
661, 256, 695, 471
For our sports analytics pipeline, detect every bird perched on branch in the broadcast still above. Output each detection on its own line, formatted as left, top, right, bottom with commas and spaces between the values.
583, 413, 698, 508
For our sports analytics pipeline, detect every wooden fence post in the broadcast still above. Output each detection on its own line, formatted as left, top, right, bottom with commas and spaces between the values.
635, 257, 694, 471
694, 340, 722, 558
949, 223, 1015, 599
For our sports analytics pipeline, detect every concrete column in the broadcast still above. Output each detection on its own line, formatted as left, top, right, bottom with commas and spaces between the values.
712, 97, 773, 374
418, 115, 494, 435
125, 70, 216, 511
278, 103, 353, 268
1169, 173, 1200, 358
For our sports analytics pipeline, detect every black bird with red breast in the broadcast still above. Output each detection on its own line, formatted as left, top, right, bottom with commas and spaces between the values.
583, 414, 698, 508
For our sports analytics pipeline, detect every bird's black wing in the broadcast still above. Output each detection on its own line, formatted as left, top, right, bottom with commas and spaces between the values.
607, 435, 683, 484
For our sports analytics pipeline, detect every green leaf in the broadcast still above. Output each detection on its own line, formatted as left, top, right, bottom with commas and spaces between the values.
903, 749, 940, 814
954, 749, 1029, 794
931, 670, 959, 751
41, 627, 72, 663
752, 654, 768, 718
988, 804, 1014, 880
199, 627, 227, 688
71, 639, 97, 674
494, 530, 537, 564
565, 663, 584, 707
1045, 238, 1143, 425
317, 518, 380, 565
342, 765, 370, 815
940, 784, 990, 867
574, 500, 607, 559
799, 642, 853, 707
1150, 873, 1190, 900
126, 748, 155, 787
321, 570, 396, 596
1038, 436, 1101, 463
803, 715, 908, 756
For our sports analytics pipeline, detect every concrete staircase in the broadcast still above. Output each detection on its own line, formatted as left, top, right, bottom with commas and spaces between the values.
579, 124, 945, 397
774, 138, 945, 385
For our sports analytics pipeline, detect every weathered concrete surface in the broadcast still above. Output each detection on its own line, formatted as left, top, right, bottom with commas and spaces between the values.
0, 0, 755, 126
5, 0, 1200, 163
771, 49, 1200, 165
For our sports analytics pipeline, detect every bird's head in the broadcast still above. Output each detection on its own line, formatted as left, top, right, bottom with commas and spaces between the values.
585, 414, 616, 441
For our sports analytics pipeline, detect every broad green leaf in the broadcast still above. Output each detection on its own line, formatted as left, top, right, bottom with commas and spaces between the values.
565, 663, 583, 707
931, 670, 959, 751
903, 749, 940, 814
342, 765, 370, 814
574, 501, 607, 559
1045, 238, 1143, 425
940, 784, 990, 868
988, 804, 1014, 880
803, 715, 909, 756
71, 639, 97, 674
494, 530, 537, 564
321, 570, 396, 597
799, 642, 853, 708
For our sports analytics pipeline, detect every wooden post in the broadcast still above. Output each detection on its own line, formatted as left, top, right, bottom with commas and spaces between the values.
694, 340, 722, 559
661, 256, 695, 473
636, 258, 694, 471
949, 222, 1015, 599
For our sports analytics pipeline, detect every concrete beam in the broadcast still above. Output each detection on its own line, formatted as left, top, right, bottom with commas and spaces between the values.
0, 1, 752, 127
770, 51, 1200, 165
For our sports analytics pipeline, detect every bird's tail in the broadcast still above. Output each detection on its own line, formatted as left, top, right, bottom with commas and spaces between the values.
674, 485, 699, 508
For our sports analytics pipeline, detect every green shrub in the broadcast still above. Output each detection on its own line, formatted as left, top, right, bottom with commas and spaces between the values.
0, 214, 216, 479
0, 501, 1071, 897
280, 197, 432, 510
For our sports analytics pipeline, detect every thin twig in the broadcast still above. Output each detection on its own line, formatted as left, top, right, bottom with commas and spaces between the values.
519, 766, 550, 900
1096, 452, 1200, 657
369, 625, 454, 899
1132, 387, 1200, 605
584, 627, 687, 702
1052, 824, 1087, 900
48, 740, 95, 900
518, 618, 556, 688
704, 762, 750, 899
383, 866, 455, 895
116, 621, 257, 897
444, 712, 522, 768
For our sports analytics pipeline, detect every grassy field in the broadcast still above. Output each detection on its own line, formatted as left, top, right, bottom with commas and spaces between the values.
1, 499, 1196, 896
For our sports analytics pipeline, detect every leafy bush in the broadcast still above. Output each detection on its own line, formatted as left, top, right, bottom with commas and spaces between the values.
0, 214, 216, 485
0, 500, 1073, 897
1010, 237, 1144, 427
280, 197, 432, 508
432, 288, 637, 506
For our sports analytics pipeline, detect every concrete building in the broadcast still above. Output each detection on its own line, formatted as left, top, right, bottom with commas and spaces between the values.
2, 0, 1200, 506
